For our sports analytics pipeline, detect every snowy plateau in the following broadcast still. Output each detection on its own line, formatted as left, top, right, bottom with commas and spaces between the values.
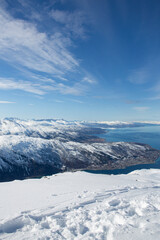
0, 118, 159, 182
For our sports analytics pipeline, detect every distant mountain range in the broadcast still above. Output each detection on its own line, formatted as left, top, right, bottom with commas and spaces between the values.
0, 118, 159, 181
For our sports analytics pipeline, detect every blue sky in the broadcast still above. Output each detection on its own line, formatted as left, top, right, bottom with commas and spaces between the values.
0, 0, 160, 121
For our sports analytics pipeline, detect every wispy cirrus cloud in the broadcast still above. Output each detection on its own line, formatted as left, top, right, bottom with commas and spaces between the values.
128, 69, 149, 84
82, 76, 97, 84
0, 78, 46, 95
146, 81, 160, 100
149, 95, 160, 100
133, 106, 149, 112
56, 82, 86, 95
0, 77, 87, 96
69, 98, 84, 104
55, 100, 64, 103
124, 100, 141, 104
0, 7, 78, 74
0, 2, 97, 98
50, 9, 89, 38
0, 101, 16, 104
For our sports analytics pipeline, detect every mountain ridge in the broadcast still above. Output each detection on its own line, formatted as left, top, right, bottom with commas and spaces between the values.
0, 119, 159, 182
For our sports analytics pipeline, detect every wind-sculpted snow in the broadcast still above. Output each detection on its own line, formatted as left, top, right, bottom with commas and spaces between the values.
0, 118, 159, 181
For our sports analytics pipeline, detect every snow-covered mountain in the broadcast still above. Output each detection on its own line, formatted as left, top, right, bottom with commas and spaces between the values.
0, 118, 159, 181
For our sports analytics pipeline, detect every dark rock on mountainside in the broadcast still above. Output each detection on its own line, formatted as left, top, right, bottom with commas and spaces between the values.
0, 118, 160, 182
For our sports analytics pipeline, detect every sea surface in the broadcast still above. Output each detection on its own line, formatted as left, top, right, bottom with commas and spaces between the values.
87, 125, 160, 175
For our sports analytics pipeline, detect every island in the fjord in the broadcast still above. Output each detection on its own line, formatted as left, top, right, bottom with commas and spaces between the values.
0, 118, 159, 182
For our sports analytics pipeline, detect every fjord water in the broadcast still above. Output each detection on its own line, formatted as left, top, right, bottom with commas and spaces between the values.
101, 125, 160, 149
87, 125, 160, 175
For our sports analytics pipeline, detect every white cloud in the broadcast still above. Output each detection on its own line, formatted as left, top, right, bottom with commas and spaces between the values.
133, 107, 149, 112
31, 75, 55, 84
0, 4, 96, 97
0, 7, 79, 75
151, 82, 160, 93
50, 9, 88, 38
56, 76, 68, 81
149, 96, 160, 100
70, 99, 84, 104
55, 100, 64, 103
57, 83, 84, 96
0, 77, 85, 96
125, 100, 140, 104
128, 69, 148, 84
82, 76, 97, 84
0, 101, 16, 104
147, 81, 160, 100
0, 78, 46, 95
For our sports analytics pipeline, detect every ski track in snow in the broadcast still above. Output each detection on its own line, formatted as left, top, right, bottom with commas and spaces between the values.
0, 170, 160, 240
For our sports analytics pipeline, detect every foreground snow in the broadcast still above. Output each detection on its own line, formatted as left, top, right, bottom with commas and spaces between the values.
0, 170, 160, 239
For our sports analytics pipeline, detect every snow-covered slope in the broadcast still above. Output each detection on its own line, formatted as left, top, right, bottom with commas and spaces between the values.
0, 135, 159, 182
0, 118, 159, 181
0, 118, 84, 139
0, 169, 160, 240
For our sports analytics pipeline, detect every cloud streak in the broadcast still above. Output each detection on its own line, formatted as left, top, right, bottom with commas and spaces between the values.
128, 69, 149, 84
133, 107, 149, 112
0, 77, 87, 96
0, 101, 16, 104
0, 3, 97, 98
146, 81, 160, 100
0, 7, 79, 75
50, 9, 89, 38
0, 78, 46, 95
